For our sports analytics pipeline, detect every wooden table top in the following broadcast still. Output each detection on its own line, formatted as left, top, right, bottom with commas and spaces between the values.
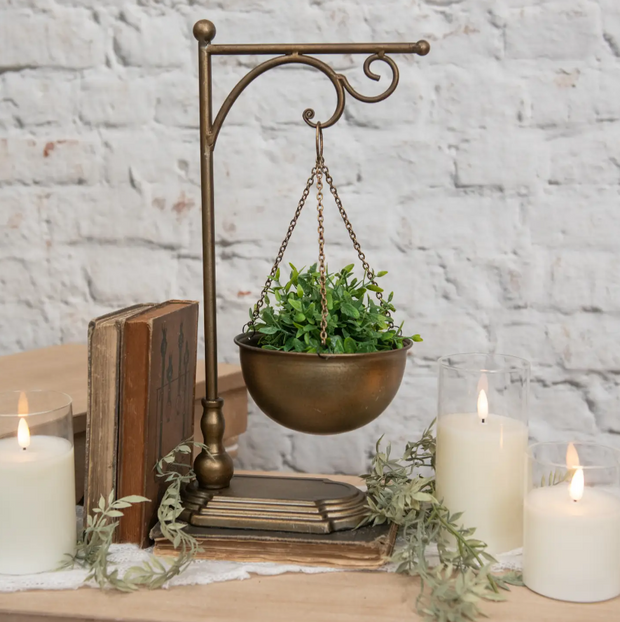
0, 473, 617, 622
0, 572, 616, 622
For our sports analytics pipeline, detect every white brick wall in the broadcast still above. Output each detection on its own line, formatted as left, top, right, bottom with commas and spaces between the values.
1, 0, 619, 474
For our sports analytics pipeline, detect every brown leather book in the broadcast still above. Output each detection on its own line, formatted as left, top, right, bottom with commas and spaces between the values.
84, 303, 153, 519
117, 300, 199, 547
151, 522, 398, 569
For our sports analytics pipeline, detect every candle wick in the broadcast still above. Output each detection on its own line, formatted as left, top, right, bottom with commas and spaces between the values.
481, 418, 486, 424
22, 447, 26, 452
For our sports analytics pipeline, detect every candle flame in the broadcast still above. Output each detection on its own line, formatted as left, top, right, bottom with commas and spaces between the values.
477, 389, 488, 423
569, 467, 584, 502
17, 417, 30, 449
566, 442, 580, 469
18, 392, 28, 416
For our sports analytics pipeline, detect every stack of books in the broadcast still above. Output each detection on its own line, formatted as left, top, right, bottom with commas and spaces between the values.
85, 301, 199, 547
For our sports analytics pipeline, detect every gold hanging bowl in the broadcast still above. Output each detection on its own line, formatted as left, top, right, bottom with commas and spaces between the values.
236, 125, 414, 435
235, 333, 412, 434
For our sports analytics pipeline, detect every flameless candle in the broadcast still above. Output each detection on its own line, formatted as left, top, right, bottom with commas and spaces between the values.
0, 391, 76, 575
523, 442, 620, 602
435, 354, 530, 554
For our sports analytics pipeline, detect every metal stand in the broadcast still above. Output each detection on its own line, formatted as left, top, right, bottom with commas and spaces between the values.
183, 19, 429, 532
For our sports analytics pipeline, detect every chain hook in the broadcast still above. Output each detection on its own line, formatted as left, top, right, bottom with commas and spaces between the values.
316, 122, 324, 161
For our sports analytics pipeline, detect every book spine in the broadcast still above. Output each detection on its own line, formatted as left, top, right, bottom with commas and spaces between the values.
117, 319, 152, 544
84, 320, 96, 522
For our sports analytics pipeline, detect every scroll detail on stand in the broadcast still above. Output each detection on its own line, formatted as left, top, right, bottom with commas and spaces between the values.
183, 19, 430, 534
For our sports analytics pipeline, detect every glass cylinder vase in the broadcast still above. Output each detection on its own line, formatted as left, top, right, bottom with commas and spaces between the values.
435, 353, 530, 555
523, 442, 620, 602
0, 390, 76, 575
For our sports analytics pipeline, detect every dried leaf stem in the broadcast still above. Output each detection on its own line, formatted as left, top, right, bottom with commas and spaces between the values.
62, 441, 208, 590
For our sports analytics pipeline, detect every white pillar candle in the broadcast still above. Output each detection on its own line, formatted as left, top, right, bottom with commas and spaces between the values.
0, 433, 76, 575
523, 482, 620, 602
435, 410, 528, 554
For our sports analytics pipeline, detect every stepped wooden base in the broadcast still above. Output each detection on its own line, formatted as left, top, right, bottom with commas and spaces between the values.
181, 474, 368, 534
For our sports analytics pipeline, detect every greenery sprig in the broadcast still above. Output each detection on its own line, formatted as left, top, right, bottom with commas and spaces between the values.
362, 421, 523, 622
60, 491, 150, 590
250, 263, 422, 354
62, 441, 206, 590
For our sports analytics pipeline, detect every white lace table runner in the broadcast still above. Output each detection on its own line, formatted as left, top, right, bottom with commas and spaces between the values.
0, 509, 523, 593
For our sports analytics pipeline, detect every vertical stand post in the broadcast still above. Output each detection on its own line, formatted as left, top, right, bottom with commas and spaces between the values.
192, 20, 233, 491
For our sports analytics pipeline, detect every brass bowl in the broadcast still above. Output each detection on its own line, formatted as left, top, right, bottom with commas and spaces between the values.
234, 333, 412, 435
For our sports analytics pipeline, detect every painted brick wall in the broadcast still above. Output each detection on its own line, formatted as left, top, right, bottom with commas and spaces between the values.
1, 0, 619, 474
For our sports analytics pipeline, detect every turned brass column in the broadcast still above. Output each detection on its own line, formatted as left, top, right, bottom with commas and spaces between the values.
193, 20, 234, 491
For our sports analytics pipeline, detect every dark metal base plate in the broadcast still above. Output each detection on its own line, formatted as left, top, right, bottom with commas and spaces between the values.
181, 474, 368, 534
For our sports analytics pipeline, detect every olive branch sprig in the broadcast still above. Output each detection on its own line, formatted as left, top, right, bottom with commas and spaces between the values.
62, 441, 207, 590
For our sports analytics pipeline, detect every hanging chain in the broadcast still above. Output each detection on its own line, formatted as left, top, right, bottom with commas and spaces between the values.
248, 126, 391, 343
315, 156, 328, 345
321, 162, 394, 326
247, 168, 316, 330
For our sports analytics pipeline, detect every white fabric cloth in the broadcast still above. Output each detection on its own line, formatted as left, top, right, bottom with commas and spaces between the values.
0, 508, 523, 592
0, 543, 340, 592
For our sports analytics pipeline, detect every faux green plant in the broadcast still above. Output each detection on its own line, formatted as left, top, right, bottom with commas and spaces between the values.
362, 422, 523, 622
249, 263, 422, 354
62, 441, 206, 590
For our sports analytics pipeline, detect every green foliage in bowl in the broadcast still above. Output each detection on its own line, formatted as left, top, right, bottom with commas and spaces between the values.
248, 263, 422, 354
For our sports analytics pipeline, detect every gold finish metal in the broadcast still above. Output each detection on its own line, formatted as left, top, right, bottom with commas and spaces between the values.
205, 42, 430, 56
321, 158, 394, 325
182, 474, 368, 534
247, 168, 316, 331
194, 398, 233, 490
235, 334, 413, 435
315, 129, 328, 346
189, 18, 429, 494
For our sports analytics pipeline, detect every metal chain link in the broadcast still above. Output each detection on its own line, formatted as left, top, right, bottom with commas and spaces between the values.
315, 156, 328, 345
248, 130, 392, 342
321, 163, 394, 326
247, 168, 316, 330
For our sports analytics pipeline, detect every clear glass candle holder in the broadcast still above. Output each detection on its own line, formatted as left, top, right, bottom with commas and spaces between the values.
523, 442, 620, 603
435, 353, 530, 554
0, 390, 76, 575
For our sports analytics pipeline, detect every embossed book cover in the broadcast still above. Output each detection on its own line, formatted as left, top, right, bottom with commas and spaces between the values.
117, 300, 199, 547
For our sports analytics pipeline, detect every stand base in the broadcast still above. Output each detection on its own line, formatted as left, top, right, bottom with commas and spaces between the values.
181, 474, 368, 534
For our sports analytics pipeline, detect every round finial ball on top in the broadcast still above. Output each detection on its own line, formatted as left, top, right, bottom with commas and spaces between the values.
193, 20, 216, 43
416, 40, 431, 56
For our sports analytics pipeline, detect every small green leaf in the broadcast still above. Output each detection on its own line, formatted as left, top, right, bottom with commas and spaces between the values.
258, 325, 279, 335
344, 337, 357, 353
341, 302, 360, 319
288, 298, 303, 312
121, 495, 150, 504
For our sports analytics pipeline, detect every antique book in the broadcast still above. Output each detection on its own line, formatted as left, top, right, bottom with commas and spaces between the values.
84, 303, 153, 519
117, 300, 199, 547
151, 522, 398, 569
